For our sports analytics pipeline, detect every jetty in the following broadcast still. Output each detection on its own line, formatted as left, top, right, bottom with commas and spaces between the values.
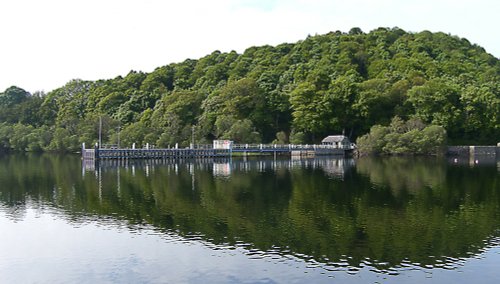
82, 139, 356, 161
447, 145, 500, 167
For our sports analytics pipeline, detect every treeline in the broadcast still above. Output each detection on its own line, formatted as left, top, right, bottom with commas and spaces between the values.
1, 27, 499, 152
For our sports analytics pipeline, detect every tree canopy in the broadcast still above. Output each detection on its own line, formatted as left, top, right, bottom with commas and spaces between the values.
1, 27, 499, 152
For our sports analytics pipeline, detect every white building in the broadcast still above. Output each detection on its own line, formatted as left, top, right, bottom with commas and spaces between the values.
321, 135, 352, 149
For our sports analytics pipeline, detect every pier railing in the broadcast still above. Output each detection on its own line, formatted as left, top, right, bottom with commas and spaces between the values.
82, 143, 356, 160
231, 143, 356, 151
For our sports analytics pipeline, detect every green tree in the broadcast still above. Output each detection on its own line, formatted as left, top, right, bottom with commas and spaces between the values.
1, 28, 500, 150
290, 82, 323, 137
407, 79, 463, 136
223, 119, 261, 143
357, 118, 446, 155
0, 86, 29, 106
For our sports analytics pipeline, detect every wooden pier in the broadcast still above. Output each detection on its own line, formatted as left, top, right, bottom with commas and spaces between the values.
82, 141, 355, 161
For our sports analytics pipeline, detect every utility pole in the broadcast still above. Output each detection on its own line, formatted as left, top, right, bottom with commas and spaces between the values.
99, 116, 102, 149
191, 125, 195, 149
117, 125, 121, 148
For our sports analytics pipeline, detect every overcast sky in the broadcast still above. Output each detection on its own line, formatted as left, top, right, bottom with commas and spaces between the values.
1, 0, 498, 93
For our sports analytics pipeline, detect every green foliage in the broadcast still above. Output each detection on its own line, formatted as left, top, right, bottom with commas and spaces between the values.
290, 82, 323, 135
289, 130, 306, 144
149, 90, 204, 146
356, 125, 390, 155
407, 79, 463, 134
119, 121, 155, 148
223, 119, 261, 143
0, 123, 52, 152
47, 127, 79, 152
357, 117, 447, 155
1, 28, 500, 152
272, 131, 288, 144
0, 86, 29, 106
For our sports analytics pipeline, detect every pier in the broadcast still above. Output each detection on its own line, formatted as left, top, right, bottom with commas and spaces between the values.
82, 140, 355, 161
447, 145, 500, 167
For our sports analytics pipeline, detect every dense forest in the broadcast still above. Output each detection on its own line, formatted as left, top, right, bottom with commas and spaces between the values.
0, 27, 499, 152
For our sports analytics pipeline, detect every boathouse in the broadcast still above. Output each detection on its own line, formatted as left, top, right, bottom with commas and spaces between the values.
321, 135, 351, 149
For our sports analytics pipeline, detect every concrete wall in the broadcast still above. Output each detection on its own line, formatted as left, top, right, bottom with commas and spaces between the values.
447, 146, 469, 156
473, 146, 498, 156
447, 146, 499, 157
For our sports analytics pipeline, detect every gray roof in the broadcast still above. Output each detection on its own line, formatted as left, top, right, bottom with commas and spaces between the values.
322, 135, 349, 143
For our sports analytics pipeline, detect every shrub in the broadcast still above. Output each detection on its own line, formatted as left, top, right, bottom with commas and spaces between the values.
357, 117, 446, 155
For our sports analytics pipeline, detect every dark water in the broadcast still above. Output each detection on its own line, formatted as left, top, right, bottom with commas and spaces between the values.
0, 154, 499, 283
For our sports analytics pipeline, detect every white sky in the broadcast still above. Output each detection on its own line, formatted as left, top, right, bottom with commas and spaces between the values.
1, 0, 498, 94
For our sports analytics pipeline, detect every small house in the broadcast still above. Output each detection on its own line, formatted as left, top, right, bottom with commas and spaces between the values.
321, 135, 351, 149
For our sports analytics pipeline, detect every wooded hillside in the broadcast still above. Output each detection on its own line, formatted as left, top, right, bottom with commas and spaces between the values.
1, 27, 499, 152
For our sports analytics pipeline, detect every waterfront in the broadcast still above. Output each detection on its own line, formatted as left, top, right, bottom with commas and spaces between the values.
0, 154, 499, 283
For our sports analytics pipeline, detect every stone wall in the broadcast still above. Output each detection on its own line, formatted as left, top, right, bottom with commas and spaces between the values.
472, 146, 498, 156
447, 146, 469, 156
447, 146, 499, 157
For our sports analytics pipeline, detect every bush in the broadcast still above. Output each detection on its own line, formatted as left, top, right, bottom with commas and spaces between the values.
357, 117, 446, 155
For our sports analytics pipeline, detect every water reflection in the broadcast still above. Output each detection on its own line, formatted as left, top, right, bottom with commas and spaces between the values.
447, 155, 500, 170
1, 153, 499, 278
83, 156, 356, 180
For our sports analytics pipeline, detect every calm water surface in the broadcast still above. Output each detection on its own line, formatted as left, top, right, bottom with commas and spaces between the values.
0, 154, 499, 283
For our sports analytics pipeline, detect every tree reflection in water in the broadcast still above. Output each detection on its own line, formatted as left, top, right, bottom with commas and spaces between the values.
0, 153, 499, 273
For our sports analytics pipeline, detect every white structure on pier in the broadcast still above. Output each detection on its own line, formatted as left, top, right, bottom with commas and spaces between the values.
321, 135, 354, 149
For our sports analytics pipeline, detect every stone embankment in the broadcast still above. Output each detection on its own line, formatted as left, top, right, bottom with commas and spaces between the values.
447, 146, 500, 157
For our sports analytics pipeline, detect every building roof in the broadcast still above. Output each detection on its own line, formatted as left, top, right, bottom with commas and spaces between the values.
322, 135, 349, 143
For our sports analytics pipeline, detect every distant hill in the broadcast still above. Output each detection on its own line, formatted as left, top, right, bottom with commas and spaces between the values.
1, 27, 499, 152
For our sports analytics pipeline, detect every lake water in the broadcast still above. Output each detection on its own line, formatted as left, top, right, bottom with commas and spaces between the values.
0, 154, 499, 283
